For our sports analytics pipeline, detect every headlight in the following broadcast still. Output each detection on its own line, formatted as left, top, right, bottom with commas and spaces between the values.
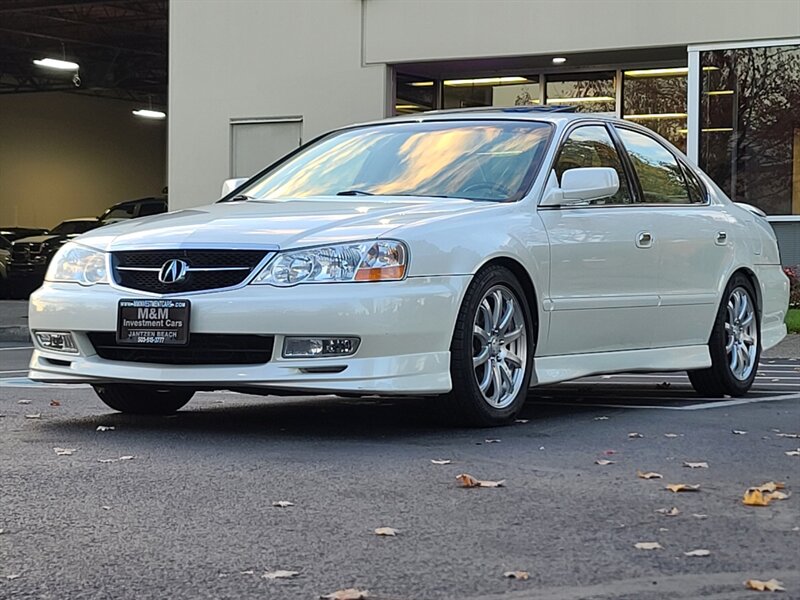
252, 240, 407, 286
45, 242, 109, 286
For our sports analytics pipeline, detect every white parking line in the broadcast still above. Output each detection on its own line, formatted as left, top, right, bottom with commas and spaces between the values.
538, 392, 800, 411
0, 369, 28, 374
0, 346, 33, 351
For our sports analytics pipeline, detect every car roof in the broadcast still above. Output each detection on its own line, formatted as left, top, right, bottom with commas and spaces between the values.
61, 217, 99, 223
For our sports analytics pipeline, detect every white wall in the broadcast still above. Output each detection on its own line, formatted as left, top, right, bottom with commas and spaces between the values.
365, 0, 800, 63
0, 92, 166, 229
168, 0, 387, 210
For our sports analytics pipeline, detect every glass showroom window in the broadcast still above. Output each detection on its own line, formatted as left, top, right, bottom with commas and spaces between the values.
622, 67, 687, 152
699, 45, 800, 215
395, 74, 437, 115
545, 72, 616, 114
442, 76, 539, 109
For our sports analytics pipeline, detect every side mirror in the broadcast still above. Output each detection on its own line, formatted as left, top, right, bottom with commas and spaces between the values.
539, 167, 619, 206
221, 177, 249, 197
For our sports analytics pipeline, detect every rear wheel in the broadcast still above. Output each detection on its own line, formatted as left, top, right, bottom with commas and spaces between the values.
688, 273, 760, 397
93, 384, 194, 415
441, 265, 534, 427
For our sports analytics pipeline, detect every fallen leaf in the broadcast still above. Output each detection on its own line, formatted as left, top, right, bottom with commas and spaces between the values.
5, 574, 21, 580
373, 527, 398, 536
272, 500, 294, 508
656, 507, 680, 517
98, 455, 135, 464
239, 570, 255, 575
17, 399, 31, 404
24, 413, 41, 419
745, 578, 785, 592
594, 416, 609, 421
515, 419, 529, 424
53, 447, 75, 456
456, 473, 505, 488
96, 426, 115, 432
49, 400, 60, 407
742, 488, 787, 507
484, 439, 501, 444
101, 506, 111, 510
776, 432, 799, 438
785, 449, 800, 457
769, 491, 789, 500
634, 542, 662, 550
658, 527, 669, 532
692, 513, 708, 519
320, 589, 369, 600
595, 459, 615, 466
751, 481, 786, 493
628, 432, 644, 439
666, 483, 701, 493
664, 433, 680, 438
684, 549, 711, 557
430, 459, 452, 465
637, 470, 663, 480
504, 571, 529, 580
732, 430, 747, 435
262, 570, 299, 580
119, 455, 134, 461
683, 461, 709, 469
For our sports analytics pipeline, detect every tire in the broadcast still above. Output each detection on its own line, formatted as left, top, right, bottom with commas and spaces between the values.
441, 265, 535, 427
688, 273, 760, 397
93, 384, 194, 415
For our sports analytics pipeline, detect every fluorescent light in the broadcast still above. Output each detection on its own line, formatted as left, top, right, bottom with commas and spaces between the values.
623, 112, 688, 121
444, 77, 528, 86
546, 96, 615, 103
624, 67, 688, 77
409, 81, 434, 87
132, 109, 166, 119
395, 104, 422, 110
33, 57, 79, 71
552, 57, 567, 64
706, 90, 734, 95
677, 127, 733, 134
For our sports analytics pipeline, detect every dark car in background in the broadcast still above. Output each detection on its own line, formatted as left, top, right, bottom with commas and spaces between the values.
8, 218, 103, 298
98, 196, 167, 224
0, 235, 11, 298
0, 227, 50, 242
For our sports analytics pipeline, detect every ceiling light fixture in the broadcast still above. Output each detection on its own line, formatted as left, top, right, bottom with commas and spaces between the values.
443, 77, 528, 87
552, 57, 567, 64
33, 57, 79, 71
132, 109, 166, 119
546, 96, 615, 103
706, 90, 734, 95
409, 81, 434, 87
623, 112, 688, 120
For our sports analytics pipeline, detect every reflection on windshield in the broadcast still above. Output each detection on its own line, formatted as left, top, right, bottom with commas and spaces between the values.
242, 121, 552, 202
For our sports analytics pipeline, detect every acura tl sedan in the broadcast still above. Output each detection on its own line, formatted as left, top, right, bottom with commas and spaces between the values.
28, 108, 789, 426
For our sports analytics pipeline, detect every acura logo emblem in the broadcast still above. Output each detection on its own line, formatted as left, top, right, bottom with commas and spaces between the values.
158, 259, 189, 284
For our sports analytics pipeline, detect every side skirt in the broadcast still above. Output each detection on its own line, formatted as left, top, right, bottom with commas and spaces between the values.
532, 345, 712, 386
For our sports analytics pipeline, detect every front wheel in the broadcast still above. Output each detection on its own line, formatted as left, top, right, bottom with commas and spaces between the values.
441, 265, 534, 427
688, 274, 760, 397
93, 384, 194, 415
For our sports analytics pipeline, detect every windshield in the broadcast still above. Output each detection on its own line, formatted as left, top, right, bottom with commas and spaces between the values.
51, 220, 99, 235
239, 120, 552, 202
100, 205, 136, 221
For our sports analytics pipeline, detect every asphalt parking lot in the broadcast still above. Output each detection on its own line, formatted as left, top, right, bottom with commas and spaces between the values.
1, 343, 799, 599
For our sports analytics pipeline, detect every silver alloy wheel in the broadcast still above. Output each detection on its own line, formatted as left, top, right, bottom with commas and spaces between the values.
472, 285, 527, 409
725, 286, 758, 381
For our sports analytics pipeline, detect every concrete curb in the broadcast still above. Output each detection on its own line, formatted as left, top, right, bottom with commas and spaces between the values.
0, 326, 31, 343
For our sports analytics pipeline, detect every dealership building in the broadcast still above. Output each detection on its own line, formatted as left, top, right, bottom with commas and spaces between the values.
1, 1, 799, 263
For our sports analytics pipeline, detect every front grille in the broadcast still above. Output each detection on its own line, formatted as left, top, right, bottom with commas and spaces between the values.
112, 249, 269, 293
87, 332, 274, 365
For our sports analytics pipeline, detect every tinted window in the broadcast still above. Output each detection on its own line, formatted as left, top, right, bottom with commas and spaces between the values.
241, 121, 553, 202
101, 204, 136, 221
616, 128, 690, 204
138, 201, 166, 217
554, 125, 632, 204
50, 221, 99, 235
682, 165, 707, 204
0, 235, 10, 250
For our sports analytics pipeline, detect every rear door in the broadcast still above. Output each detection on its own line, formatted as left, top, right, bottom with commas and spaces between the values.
613, 126, 732, 347
538, 123, 660, 356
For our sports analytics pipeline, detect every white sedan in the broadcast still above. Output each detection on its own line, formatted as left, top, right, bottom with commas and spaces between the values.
28, 109, 789, 426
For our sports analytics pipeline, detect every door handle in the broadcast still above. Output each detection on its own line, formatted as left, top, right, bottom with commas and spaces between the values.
716, 231, 728, 245
636, 231, 653, 248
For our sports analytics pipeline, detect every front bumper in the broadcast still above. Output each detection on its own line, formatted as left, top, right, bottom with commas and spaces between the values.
28, 276, 470, 394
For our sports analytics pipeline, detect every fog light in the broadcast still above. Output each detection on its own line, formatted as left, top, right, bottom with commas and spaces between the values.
34, 331, 79, 354
283, 337, 360, 358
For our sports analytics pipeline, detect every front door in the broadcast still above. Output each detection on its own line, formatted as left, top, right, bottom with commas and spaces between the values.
538, 123, 660, 356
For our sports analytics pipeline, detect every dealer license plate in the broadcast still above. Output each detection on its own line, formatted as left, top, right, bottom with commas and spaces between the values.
116, 299, 190, 346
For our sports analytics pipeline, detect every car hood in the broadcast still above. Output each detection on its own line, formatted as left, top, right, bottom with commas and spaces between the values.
74, 197, 491, 251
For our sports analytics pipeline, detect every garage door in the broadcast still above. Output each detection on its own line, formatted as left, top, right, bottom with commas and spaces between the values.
230, 117, 302, 178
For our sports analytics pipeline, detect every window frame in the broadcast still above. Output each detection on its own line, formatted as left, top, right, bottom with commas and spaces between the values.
612, 123, 710, 207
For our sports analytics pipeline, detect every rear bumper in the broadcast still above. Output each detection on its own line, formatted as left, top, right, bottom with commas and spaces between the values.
27, 276, 470, 394
755, 264, 789, 351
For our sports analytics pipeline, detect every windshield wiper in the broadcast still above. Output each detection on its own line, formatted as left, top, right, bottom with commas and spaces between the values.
336, 190, 375, 196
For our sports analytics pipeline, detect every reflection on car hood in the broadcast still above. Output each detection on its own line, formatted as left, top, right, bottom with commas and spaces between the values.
73, 197, 491, 251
